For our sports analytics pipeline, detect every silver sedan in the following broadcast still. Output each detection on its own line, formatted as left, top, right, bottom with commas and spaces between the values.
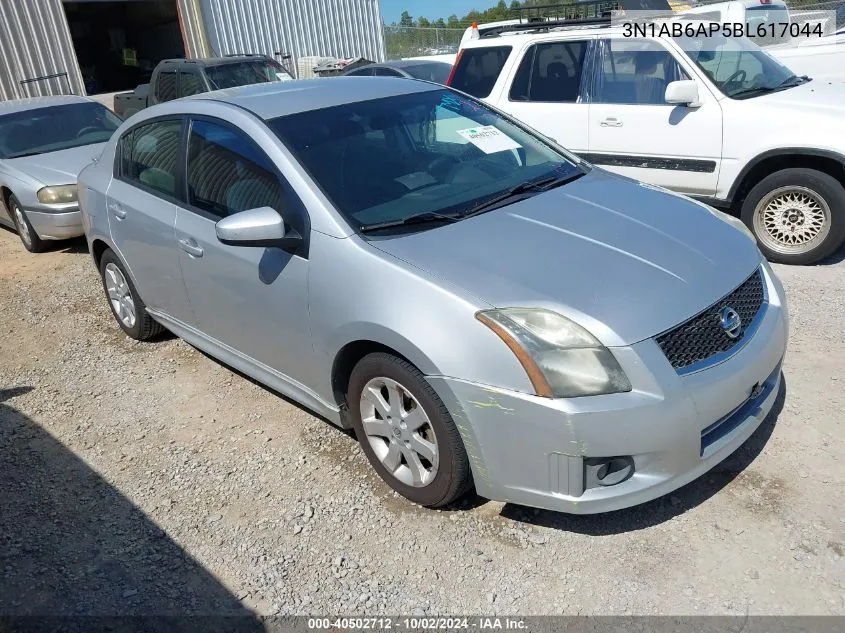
0, 96, 121, 252
79, 78, 788, 514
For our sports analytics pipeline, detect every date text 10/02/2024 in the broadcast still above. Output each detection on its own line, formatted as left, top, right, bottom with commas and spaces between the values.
307, 617, 528, 630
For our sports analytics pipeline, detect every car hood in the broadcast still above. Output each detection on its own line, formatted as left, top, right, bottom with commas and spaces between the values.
745, 80, 845, 116
4, 143, 107, 186
370, 170, 761, 347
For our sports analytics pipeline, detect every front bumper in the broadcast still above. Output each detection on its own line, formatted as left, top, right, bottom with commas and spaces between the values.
25, 208, 84, 240
427, 264, 788, 515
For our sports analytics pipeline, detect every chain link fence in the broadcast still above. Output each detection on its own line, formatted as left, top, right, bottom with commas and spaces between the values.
384, 26, 464, 60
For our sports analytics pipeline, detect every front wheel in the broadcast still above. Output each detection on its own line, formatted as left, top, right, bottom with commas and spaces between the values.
8, 194, 46, 253
741, 168, 845, 265
347, 352, 472, 508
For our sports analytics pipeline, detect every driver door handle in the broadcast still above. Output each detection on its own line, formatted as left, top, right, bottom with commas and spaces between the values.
600, 117, 623, 127
179, 238, 204, 258
109, 203, 127, 220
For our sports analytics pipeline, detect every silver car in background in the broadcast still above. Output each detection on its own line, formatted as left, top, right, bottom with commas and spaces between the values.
78, 79, 788, 514
0, 96, 121, 252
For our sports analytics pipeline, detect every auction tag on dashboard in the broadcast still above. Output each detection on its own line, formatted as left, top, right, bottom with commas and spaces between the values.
457, 126, 521, 154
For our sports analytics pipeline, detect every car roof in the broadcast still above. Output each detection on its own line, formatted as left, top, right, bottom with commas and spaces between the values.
0, 94, 94, 116
460, 24, 624, 49
193, 76, 442, 120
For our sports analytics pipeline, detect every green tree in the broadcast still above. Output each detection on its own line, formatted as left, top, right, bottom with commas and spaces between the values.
434, 17, 446, 28
418, 16, 431, 28
446, 14, 460, 28
399, 10, 414, 27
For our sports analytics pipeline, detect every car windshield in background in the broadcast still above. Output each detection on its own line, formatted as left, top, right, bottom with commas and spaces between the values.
269, 88, 581, 232
403, 63, 453, 84
675, 33, 801, 99
0, 102, 121, 159
206, 60, 290, 90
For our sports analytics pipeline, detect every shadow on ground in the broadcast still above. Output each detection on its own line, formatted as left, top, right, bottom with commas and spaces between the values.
501, 377, 787, 535
0, 387, 266, 631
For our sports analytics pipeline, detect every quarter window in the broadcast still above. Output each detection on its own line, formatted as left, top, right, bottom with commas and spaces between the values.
449, 46, 512, 98
186, 119, 284, 218
594, 39, 689, 105
118, 119, 182, 197
509, 41, 590, 103
155, 71, 178, 102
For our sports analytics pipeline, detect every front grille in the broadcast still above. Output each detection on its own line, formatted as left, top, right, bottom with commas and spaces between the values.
656, 268, 766, 372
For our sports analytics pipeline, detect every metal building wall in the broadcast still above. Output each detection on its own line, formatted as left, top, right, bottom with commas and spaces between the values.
0, 0, 85, 101
200, 0, 386, 68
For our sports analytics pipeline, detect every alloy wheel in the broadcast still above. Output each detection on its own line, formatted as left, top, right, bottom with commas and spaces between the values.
104, 263, 137, 329
12, 203, 32, 249
753, 186, 832, 255
359, 376, 439, 488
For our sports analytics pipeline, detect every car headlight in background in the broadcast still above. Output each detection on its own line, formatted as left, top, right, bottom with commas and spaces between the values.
37, 184, 78, 205
476, 308, 632, 398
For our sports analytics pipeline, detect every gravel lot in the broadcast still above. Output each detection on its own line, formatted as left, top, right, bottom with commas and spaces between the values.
1, 228, 844, 617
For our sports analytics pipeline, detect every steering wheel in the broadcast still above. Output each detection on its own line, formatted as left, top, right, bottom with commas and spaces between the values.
76, 126, 101, 138
427, 155, 460, 183
721, 70, 747, 87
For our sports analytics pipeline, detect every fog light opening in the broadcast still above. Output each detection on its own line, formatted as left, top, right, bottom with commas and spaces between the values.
585, 456, 635, 488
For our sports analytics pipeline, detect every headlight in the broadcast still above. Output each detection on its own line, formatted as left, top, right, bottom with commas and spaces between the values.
37, 184, 78, 204
476, 308, 632, 398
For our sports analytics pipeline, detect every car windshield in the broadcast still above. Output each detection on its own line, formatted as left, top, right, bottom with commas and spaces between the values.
745, 6, 790, 46
675, 32, 799, 99
268, 89, 582, 232
206, 59, 291, 90
0, 102, 121, 159
402, 63, 453, 84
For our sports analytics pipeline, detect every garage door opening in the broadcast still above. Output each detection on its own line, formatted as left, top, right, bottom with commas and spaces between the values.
63, 0, 186, 95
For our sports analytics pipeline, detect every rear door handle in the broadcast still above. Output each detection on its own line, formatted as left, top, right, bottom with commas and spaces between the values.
179, 238, 204, 258
600, 117, 623, 127
109, 203, 127, 220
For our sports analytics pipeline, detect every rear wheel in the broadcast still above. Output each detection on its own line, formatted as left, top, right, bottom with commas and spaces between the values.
8, 194, 46, 253
98, 249, 164, 341
741, 168, 845, 265
347, 352, 472, 508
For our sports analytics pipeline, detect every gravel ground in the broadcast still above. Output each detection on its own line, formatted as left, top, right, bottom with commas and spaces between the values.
1, 228, 844, 617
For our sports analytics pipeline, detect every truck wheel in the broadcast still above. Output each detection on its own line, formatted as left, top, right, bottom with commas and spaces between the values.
741, 168, 845, 265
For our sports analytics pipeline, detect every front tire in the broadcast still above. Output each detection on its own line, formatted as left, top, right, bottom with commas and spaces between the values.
741, 168, 845, 265
98, 249, 164, 341
347, 352, 472, 508
8, 194, 46, 253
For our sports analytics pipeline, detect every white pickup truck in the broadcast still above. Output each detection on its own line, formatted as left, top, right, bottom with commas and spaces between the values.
450, 8, 845, 264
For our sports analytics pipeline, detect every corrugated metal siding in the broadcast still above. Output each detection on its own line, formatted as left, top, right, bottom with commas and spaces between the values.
0, 0, 85, 101
177, 0, 212, 58
200, 0, 385, 70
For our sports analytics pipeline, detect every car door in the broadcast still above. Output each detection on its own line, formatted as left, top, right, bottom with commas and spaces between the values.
586, 37, 723, 196
106, 117, 194, 324
499, 37, 595, 155
173, 116, 313, 384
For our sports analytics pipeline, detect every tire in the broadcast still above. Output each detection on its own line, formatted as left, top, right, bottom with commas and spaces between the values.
98, 249, 164, 341
8, 194, 47, 253
347, 352, 472, 508
741, 168, 845, 265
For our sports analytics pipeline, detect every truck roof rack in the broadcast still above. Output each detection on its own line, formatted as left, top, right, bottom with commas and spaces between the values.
479, 0, 672, 37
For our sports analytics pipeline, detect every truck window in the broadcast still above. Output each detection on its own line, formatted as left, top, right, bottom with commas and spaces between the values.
179, 72, 204, 97
205, 59, 289, 90
155, 71, 178, 102
594, 39, 689, 105
449, 46, 512, 98
509, 41, 590, 103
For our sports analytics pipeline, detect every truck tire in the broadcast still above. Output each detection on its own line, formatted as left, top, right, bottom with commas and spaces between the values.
741, 168, 845, 265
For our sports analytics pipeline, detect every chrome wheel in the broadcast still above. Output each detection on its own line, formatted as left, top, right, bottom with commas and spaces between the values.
753, 186, 831, 255
104, 263, 137, 329
12, 202, 32, 248
359, 377, 439, 488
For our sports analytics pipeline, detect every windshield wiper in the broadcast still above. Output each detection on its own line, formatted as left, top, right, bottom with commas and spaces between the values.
730, 75, 809, 99
358, 211, 460, 233
459, 172, 583, 220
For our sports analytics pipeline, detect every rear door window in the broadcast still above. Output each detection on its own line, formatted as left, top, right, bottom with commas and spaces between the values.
179, 71, 204, 97
449, 46, 512, 98
509, 40, 591, 103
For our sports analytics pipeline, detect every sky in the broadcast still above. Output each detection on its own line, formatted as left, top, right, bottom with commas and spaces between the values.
379, 0, 492, 24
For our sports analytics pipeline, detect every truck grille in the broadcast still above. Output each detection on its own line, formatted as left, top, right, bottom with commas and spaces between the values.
656, 268, 766, 373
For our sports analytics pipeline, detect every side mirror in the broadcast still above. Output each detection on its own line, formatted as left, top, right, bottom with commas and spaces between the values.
215, 206, 301, 249
664, 80, 701, 107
